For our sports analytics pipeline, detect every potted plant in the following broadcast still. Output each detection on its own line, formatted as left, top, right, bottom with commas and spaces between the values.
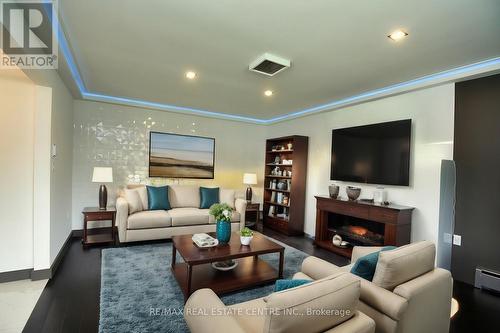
209, 203, 234, 244
240, 227, 254, 246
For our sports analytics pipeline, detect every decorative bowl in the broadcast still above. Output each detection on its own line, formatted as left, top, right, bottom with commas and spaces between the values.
240, 235, 253, 246
346, 186, 361, 201
212, 260, 238, 271
328, 185, 339, 199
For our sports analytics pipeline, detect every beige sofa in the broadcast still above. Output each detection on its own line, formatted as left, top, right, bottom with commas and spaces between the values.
296, 241, 453, 333
185, 271, 376, 333
116, 185, 246, 243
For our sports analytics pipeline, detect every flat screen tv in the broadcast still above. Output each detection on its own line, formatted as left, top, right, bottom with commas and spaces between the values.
330, 120, 411, 186
149, 132, 215, 179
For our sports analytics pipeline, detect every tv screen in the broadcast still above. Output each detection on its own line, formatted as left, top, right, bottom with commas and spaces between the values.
330, 120, 411, 186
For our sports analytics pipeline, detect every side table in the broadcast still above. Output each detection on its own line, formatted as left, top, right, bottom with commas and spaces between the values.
81, 207, 116, 247
245, 203, 260, 228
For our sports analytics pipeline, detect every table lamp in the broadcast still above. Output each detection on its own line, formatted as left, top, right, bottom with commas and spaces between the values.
92, 167, 113, 210
243, 173, 257, 202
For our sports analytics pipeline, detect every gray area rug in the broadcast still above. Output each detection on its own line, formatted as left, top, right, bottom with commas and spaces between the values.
99, 237, 310, 333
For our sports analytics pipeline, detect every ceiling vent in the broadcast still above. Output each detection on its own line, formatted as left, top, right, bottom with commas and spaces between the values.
249, 53, 291, 76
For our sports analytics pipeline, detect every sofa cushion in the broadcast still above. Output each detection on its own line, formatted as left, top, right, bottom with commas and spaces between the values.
350, 246, 396, 281
169, 208, 209, 226
127, 210, 172, 229
200, 187, 220, 209
126, 185, 148, 209
147, 186, 171, 210
372, 241, 436, 290
124, 188, 143, 214
274, 279, 311, 292
207, 210, 240, 224
220, 189, 235, 209
263, 272, 359, 333
169, 185, 200, 208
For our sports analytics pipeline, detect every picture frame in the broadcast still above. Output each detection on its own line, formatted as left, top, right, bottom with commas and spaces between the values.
149, 131, 215, 179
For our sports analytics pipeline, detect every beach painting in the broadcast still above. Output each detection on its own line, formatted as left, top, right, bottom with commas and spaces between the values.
149, 132, 215, 178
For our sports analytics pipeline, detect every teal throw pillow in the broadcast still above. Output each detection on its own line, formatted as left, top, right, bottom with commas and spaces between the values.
200, 187, 220, 209
146, 186, 171, 210
274, 279, 311, 292
350, 246, 397, 281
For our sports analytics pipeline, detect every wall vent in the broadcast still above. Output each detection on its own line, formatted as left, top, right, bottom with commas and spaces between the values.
475, 267, 500, 292
249, 53, 290, 76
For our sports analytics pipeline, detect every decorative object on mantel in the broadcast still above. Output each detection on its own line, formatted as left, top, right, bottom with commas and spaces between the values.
243, 173, 257, 202
346, 186, 361, 201
287, 143, 293, 150
329, 184, 340, 198
373, 186, 387, 204
92, 167, 113, 210
240, 227, 254, 245
209, 203, 234, 244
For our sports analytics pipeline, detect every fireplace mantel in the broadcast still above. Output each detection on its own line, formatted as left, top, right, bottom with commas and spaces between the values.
314, 196, 414, 258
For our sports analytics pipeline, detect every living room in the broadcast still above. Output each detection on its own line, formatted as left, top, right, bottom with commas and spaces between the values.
1, 1, 500, 332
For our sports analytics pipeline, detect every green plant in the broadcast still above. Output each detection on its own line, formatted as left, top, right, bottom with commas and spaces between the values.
240, 227, 253, 237
209, 203, 234, 222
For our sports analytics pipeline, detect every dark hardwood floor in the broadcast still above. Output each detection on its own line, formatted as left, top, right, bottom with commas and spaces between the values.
23, 226, 500, 333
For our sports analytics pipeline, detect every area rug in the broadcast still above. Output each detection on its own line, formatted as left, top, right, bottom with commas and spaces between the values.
99, 237, 310, 333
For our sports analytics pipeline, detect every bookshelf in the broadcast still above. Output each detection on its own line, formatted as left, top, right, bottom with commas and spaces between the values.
263, 135, 308, 236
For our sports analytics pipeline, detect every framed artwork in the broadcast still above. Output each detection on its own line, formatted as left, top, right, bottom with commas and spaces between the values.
149, 132, 215, 179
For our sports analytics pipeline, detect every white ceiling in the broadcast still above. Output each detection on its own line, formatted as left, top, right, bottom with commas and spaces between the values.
59, 0, 500, 120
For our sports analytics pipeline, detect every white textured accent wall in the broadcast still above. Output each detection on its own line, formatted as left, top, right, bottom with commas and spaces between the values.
72, 101, 266, 230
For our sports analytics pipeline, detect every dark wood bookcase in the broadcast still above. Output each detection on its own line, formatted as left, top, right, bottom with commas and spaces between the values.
263, 136, 308, 236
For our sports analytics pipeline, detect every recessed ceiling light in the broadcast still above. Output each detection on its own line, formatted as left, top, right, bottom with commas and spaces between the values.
388, 30, 408, 41
264, 90, 273, 97
185, 71, 197, 79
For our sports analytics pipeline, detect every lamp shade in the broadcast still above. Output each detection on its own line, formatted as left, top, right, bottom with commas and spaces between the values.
92, 167, 113, 183
243, 173, 257, 185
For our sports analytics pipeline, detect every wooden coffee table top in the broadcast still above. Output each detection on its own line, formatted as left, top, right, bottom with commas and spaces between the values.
172, 232, 284, 265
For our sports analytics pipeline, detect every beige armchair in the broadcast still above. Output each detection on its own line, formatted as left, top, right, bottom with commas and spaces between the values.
296, 241, 453, 333
184, 271, 375, 333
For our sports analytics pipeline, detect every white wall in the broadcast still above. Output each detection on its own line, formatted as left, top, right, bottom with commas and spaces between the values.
0, 70, 36, 272
72, 100, 266, 229
22, 68, 74, 270
266, 84, 455, 244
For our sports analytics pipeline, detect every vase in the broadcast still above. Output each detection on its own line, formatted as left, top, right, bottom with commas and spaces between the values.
216, 220, 231, 244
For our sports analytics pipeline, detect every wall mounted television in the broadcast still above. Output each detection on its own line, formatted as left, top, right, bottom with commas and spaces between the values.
149, 132, 215, 179
330, 119, 411, 186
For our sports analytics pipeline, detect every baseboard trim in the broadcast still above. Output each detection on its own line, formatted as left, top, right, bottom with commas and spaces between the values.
0, 268, 32, 283
72, 229, 83, 237
0, 230, 74, 283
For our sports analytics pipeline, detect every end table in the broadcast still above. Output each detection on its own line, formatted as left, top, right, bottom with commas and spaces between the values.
245, 203, 260, 228
81, 207, 116, 247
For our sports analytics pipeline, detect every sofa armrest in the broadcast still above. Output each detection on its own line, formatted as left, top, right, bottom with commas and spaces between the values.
392, 268, 452, 333
300, 256, 343, 280
115, 197, 129, 243
351, 246, 385, 263
358, 278, 408, 321
184, 289, 246, 333
234, 198, 247, 231
328, 311, 375, 333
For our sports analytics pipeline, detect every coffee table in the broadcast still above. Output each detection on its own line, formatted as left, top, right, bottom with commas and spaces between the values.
171, 232, 284, 301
